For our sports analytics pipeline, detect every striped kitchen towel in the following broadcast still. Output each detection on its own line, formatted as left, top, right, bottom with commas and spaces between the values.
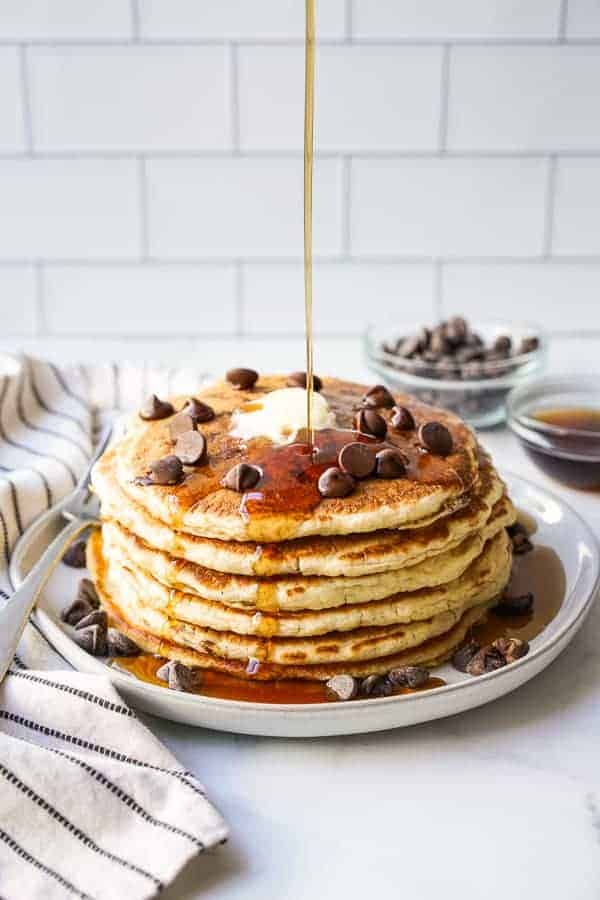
0, 355, 227, 900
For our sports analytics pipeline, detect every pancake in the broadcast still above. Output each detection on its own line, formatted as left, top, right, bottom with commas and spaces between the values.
93, 446, 503, 578
88, 527, 511, 651
100, 376, 480, 542
101, 495, 515, 612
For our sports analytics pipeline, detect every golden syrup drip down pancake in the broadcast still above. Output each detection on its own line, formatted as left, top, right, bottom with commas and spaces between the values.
93, 446, 502, 577
101, 494, 515, 613
104, 376, 480, 542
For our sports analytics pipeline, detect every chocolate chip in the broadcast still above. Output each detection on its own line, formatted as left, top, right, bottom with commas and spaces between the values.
62, 539, 87, 569
494, 592, 534, 616
148, 455, 184, 486
451, 641, 481, 673
418, 421, 453, 456
390, 405, 415, 431
75, 610, 108, 631
156, 660, 198, 692
182, 397, 215, 424
430, 328, 452, 356
226, 368, 258, 390
360, 674, 384, 696
362, 384, 395, 409
398, 334, 422, 358
519, 336, 540, 355
507, 522, 533, 555
367, 677, 393, 697
107, 628, 141, 657
78, 578, 100, 610
338, 442, 376, 479
74, 623, 108, 657
375, 448, 407, 479
492, 637, 530, 664
174, 431, 207, 466
169, 412, 196, 442
221, 462, 262, 492
139, 394, 174, 421
444, 316, 468, 347
493, 335, 512, 355
317, 467, 355, 499
387, 666, 429, 689
326, 674, 358, 701
466, 646, 506, 676
354, 408, 387, 439
61, 597, 94, 627
287, 371, 323, 392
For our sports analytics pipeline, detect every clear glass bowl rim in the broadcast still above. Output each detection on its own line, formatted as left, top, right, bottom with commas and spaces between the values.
507, 374, 600, 449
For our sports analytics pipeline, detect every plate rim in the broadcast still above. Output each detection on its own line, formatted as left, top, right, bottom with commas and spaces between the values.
17, 469, 600, 718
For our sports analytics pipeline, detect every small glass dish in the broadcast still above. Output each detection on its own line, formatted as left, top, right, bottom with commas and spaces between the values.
507, 375, 600, 490
364, 320, 546, 429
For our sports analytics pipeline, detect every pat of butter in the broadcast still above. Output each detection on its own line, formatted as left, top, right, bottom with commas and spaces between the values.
231, 387, 336, 444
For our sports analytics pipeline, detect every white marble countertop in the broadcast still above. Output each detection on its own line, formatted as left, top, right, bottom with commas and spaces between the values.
6, 334, 600, 900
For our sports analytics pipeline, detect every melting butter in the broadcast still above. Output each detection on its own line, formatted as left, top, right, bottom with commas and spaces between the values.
231, 387, 336, 445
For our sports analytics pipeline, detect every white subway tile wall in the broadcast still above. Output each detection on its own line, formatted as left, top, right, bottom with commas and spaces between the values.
0, 0, 598, 340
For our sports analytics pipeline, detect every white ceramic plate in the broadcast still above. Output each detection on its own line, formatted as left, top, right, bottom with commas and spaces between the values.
10, 472, 599, 738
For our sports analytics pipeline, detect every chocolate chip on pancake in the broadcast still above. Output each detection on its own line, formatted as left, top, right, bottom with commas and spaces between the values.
362, 384, 395, 409
226, 368, 258, 390
390, 405, 415, 431
156, 660, 198, 693
174, 431, 207, 466
107, 628, 141, 657
418, 421, 453, 456
494, 592, 534, 616
326, 674, 357, 701
288, 371, 323, 391
62, 538, 87, 568
222, 462, 262, 492
354, 408, 387, 439
75, 610, 108, 631
388, 665, 429, 689
148, 455, 184, 486
375, 448, 407, 479
139, 394, 174, 421
338, 442, 376, 479
182, 397, 215, 423
74, 623, 108, 657
169, 412, 197, 442
317, 467, 355, 498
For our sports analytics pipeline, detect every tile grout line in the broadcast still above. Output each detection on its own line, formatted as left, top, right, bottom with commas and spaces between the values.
1, 37, 600, 48
558, 0, 569, 41
1, 149, 600, 161
230, 44, 241, 153
341, 156, 352, 256
17, 45, 33, 154
130, 0, 141, 41
33, 262, 46, 336
137, 157, 150, 260
542, 157, 558, 257
234, 261, 244, 336
433, 261, 443, 320
344, 0, 353, 42
437, 45, 451, 153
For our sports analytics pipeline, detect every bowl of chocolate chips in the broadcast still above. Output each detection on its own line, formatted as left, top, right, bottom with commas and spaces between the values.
365, 317, 546, 428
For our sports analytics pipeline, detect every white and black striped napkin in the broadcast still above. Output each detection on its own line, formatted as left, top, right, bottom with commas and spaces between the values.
0, 355, 228, 900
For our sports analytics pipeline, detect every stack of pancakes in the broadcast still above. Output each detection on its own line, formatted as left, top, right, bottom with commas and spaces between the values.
89, 376, 516, 681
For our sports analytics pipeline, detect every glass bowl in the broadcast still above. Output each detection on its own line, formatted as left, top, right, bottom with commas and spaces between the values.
364, 319, 546, 429
507, 374, 600, 489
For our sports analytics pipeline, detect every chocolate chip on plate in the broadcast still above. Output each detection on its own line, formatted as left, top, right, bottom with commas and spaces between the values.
493, 636, 530, 664
360, 674, 384, 696
507, 521, 533, 555
226, 368, 258, 390
78, 578, 100, 610
465, 645, 506, 676
139, 394, 174, 421
287, 371, 323, 392
390, 405, 415, 431
169, 412, 197, 442
174, 431, 207, 466
182, 397, 215, 424
75, 610, 108, 631
221, 462, 262, 492
451, 641, 481, 673
418, 421, 453, 456
362, 384, 395, 409
494, 592, 534, 616
387, 666, 429, 689
317, 467, 355, 499
326, 674, 358, 701
74, 623, 108, 657
61, 597, 94, 627
156, 660, 198, 693
375, 448, 407, 480
107, 628, 141, 657
338, 442, 376, 479
62, 538, 87, 569
148, 455, 184, 486
354, 408, 387, 439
